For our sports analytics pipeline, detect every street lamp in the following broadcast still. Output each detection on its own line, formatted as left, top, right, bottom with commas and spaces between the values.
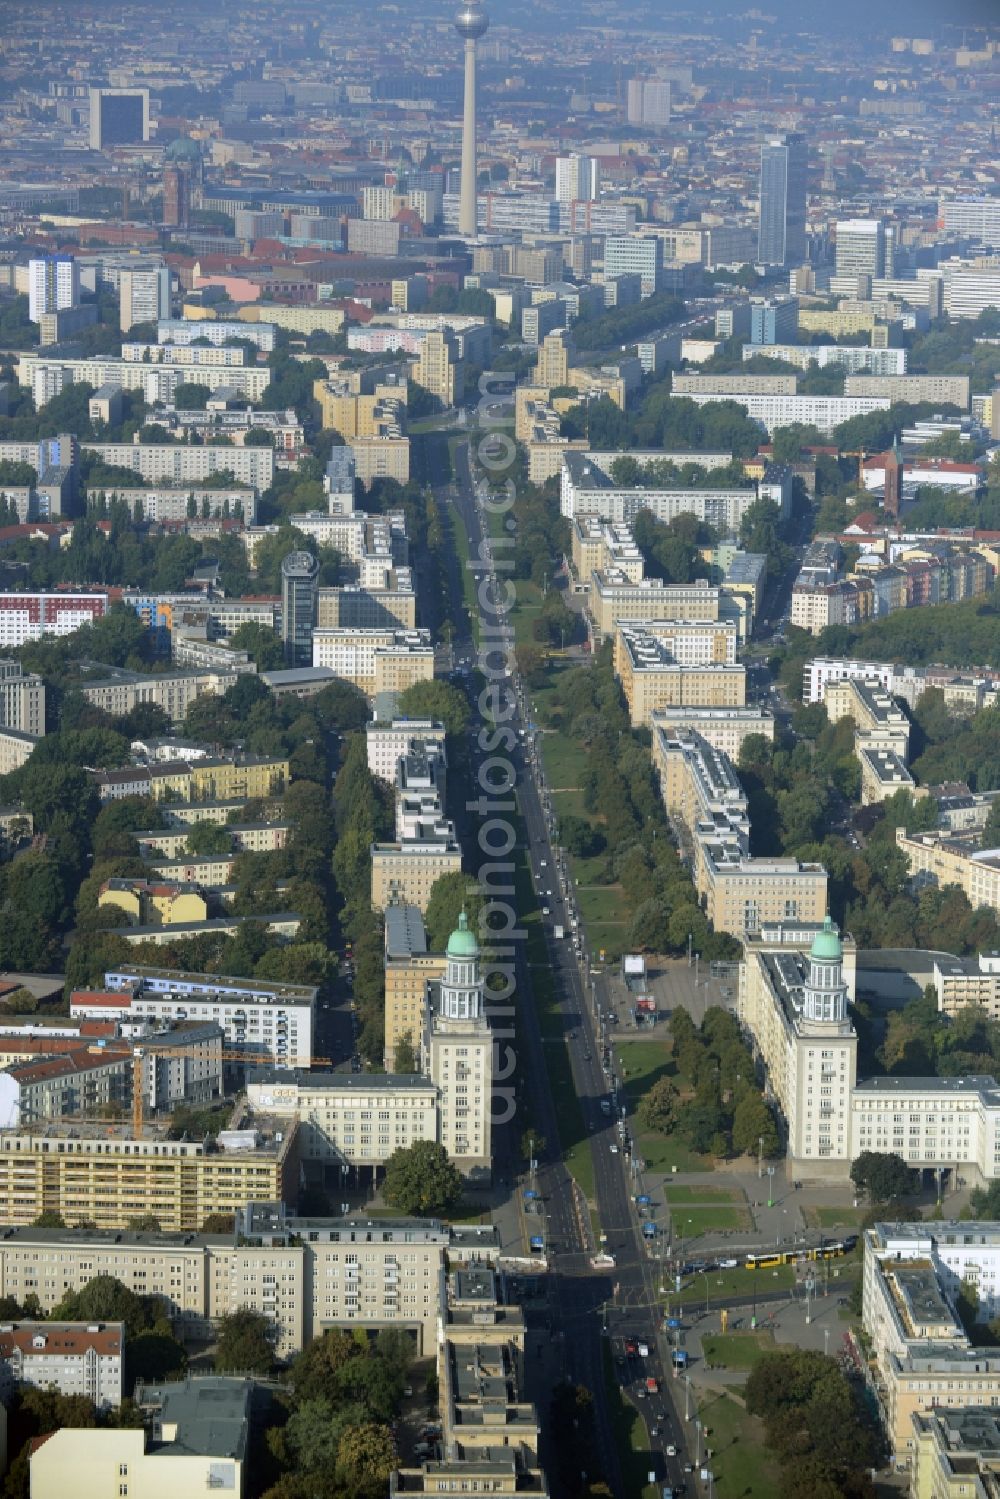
684, 1374, 693, 1421
766, 1164, 775, 1209
758, 1136, 765, 1179
695, 1421, 703, 1466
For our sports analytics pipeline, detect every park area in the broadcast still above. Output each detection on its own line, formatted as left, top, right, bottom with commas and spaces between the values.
664, 1183, 751, 1235
616, 1038, 713, 1174
693, 1391, 782, 1499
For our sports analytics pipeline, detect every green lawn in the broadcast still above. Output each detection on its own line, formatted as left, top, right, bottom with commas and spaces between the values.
663, 1186, 739, 1205
635, 1132, 714, 1174
601, 1343, 658, 1499
694, 1391, 782, 1499
806, 1205, 866, 1230
616, 1038, 678, 1096
539, 731, 589, 791
702, 1331, 776, 1369
668, 1264, 796, 1310
450, 502, 480, 646
672, 1204, 746, 1232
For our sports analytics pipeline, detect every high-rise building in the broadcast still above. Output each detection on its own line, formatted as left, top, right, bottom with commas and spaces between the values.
118, 265, 171, 332
835, 218, 893, 278
454, 3, 489, 238
425, 912, 493, 1172
555, 155, 598, 203
88, 87, 149, 150
281, 550, 319, 667
162, 165, 190, 229
757, 133, 808, 268
28, 257, 79, 323
603, 235, 663, 296
626, 78, 671, 130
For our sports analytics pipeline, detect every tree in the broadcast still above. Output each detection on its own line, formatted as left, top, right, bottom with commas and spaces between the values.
214, 1308, 273, 1374
423, 871, 485, 951
202, 1213, 236, 1232
185, 820, 232, 856
397, 680, 470, 737
127, 1329, 188, 1383
336, 1423, 397, 1496
850, 1150, 916, 1204
289, 1329, 359, 1405
732, 1094, 780, 1158
394, 1032, 418, 1073
33, 1210, 65, 1228
230, 621, 285, 670
382, 1140, 463, 1216
51, 1275, 149, 1337
637, 1076, 678, 1134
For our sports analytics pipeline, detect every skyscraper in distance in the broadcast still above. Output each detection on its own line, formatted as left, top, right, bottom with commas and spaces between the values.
454, 3, 489, 238
555, 156, 598, 204
28, 257, 79, 322
88, 87, 149, 150
757, 133, 808, 268
626, 78, 671, 131
281, 551, 320, 667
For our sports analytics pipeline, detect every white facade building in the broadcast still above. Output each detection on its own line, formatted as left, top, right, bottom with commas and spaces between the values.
70, 966, 316, 1068
0, 1320, 124, 1408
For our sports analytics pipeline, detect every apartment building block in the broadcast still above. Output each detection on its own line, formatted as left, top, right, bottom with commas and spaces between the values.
31, 1379, 248, 1499
311, 628, 434, 699
648, 704, 775, 760
896, 830, 1000, 916
614, 625, 745, 727
79, 668, 245, 723
0, 1122, 299, 1232
0, 1321, 124, 1408
71, 966, 316, 1069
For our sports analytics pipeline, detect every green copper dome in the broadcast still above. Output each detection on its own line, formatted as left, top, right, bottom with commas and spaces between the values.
810, 916, 842, 962
447, 910, 479, 958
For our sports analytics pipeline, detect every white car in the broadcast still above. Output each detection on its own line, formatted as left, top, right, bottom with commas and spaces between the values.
666, 1445, 677, 1458
610, 1144, 619, 1154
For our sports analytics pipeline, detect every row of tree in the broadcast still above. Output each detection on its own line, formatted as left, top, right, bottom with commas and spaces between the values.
531, 648, 741, 962
637, 1007, 779, 1160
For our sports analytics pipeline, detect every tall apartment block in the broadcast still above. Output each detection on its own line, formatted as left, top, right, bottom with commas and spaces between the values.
119, 265, 171, 332
28, 257, 79, 322
626, 78, 671, 130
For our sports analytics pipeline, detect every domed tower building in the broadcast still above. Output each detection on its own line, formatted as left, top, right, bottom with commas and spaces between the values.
740, 916, 858, 1180
424, 911, 492, 1179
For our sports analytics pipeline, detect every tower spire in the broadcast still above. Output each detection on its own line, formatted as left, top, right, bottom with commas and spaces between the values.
454, 4, 489, 239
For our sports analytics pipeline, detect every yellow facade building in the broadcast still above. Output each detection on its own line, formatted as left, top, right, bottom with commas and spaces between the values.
98, 879, 208, 927
414, 330, 458, 405
0, 1123, 299, 1231
149, 755, 289, 805
370, 840, 463, 914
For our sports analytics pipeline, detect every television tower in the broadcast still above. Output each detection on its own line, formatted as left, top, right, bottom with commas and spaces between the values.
454, 3, 489, 238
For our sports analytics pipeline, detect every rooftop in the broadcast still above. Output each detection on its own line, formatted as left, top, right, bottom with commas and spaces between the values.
138, 1377, 251, 1461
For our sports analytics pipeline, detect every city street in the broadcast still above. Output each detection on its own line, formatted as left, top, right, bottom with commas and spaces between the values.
453, 438, 685, 1496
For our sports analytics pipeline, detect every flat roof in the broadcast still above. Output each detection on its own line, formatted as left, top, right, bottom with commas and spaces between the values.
141, 1377, 251, 1461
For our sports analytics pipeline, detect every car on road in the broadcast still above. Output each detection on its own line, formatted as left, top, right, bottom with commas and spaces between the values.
624, 1338, 638, 1356
610, 1143, 619, 1154
666, 1445, 677, 1458
637, 1341, 649, 1357
717, 1257, 738, 1269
